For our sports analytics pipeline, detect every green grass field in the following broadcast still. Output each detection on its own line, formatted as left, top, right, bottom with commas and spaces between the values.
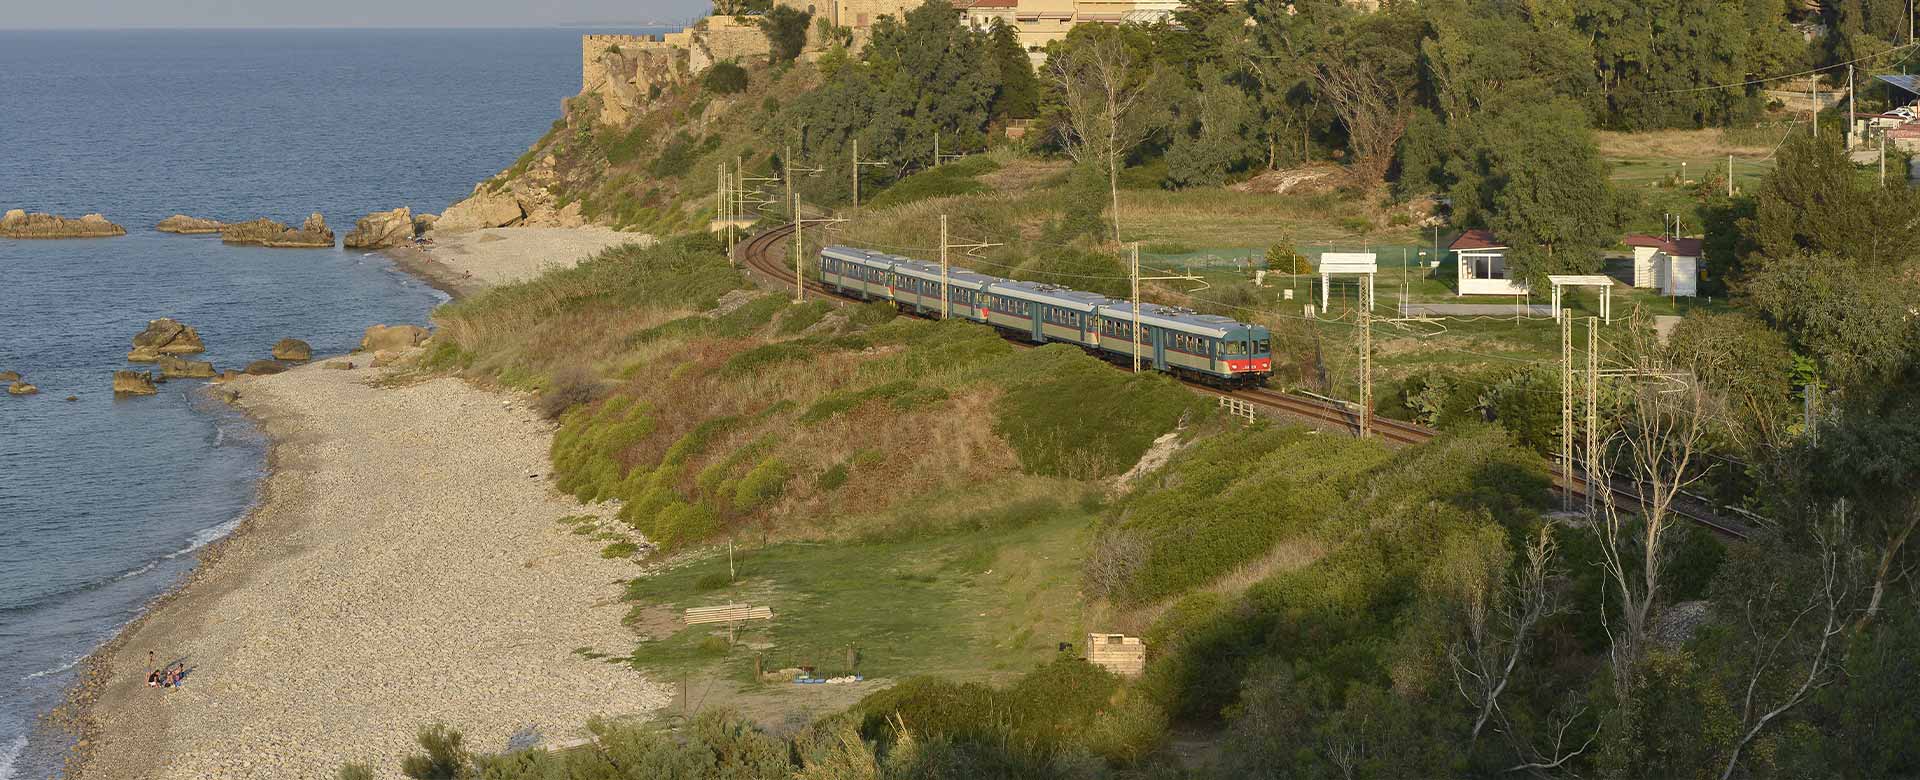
619, 509, 1092, 684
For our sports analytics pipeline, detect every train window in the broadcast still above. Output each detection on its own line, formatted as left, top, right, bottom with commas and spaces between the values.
1223, 340, 1248, 356
1254, 338, 1270, 354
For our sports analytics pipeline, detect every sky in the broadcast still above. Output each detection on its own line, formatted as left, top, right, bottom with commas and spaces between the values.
0, 0, 712, 29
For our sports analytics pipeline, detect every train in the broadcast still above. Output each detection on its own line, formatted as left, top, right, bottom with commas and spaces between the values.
818, 244, 1273, 387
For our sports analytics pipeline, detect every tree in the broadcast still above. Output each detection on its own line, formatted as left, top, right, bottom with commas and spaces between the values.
1442, 524, 1563, 746
1048, 24, 1170, 243
1593, 352, 1717, 695
1742, 133, 1920, 273
760, 5, 812, 65
1165, 66, 1263, 187
701, 60, 750, 94
1312, 6, 1423, 185
986, 22, 1039, 120
1447, 98, 1617, 287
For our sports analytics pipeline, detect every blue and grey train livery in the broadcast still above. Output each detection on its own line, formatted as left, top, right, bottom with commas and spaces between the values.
818, 244, 1273, 387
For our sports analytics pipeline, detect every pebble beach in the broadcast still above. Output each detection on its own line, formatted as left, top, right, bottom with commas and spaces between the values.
64, 355, 669, 779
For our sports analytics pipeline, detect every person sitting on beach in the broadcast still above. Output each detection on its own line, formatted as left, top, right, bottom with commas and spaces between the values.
147, 668, 161, 688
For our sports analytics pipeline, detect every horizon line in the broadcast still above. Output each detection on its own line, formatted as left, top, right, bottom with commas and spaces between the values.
0, 23, 690, 32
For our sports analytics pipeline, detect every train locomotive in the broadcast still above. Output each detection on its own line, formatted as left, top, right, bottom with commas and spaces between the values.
818, 244, 1273, 387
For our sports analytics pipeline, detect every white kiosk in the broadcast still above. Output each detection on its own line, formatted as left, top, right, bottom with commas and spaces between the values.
1319, 252, 1379, 312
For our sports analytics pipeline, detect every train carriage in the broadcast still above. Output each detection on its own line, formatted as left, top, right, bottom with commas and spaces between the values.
819, 245, 896, 300
888, 259, 1001, 323
1094, 302, 1272, 386
983, 281, 1116, 346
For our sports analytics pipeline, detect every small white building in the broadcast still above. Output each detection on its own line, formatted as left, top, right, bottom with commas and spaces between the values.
1623, 235, 1701, 297
1449, 229, 1529, 296
1317, 251, 1378, 311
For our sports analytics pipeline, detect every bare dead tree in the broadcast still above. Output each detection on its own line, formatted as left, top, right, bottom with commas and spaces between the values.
1856, 497, 1918, 634
1594, 362, 1716, 694
1449, 525, 1562, 746
1719, 510, 1852, 780
1313, 49, 1413, 186
1503, 701, 1596, 776
1049, 33, 1162, 243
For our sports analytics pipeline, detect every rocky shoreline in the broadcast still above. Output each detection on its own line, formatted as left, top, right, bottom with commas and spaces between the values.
59, 355, 669, 779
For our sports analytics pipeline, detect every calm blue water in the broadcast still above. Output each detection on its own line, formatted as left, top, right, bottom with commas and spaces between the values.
0, 29, 639, 779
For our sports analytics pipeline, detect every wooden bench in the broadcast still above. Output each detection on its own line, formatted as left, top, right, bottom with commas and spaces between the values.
684, 603, 773, 625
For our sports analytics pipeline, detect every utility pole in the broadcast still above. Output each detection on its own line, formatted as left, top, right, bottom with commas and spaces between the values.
940, 215, 948, 318
1131, 242, 1143, 373
1849, 64, 1856, 150
1813, 78, 1820, 139
1882, 133, 1889, 187
1358, 274, 1373, 439
1585, 316, 1599, 519
1561, 315, 1574, 511
1728, 153, 1735, 198
937, 215, 1000, 320
783, 149, 838, 304
851, 139, 888, 210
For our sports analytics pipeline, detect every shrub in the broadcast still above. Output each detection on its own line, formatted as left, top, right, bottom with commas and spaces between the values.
649, 131, 701, 178
867, 157, 999, 209
701, 61, 749, 94
991, 346, 1206, 479
722, 342, 815, 377
694, 571, 732, 591
603, 124, 653, 165
538, 365, 604, 420
400, 723, 471, 780
732, 457, 792, 512
601, 541, 638, 559
815, 462, 849, 491
336, 765, 374, 780
775, 300, 834, 334
698, 635, 732, 656
651, 500, 720, 548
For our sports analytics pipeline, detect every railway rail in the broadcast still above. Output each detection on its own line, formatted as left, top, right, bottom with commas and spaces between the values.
735, 222, 1754, 540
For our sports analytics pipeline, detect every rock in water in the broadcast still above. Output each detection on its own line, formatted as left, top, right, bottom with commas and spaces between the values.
8, 381, 38, 396
112, 370, 159, 395
129, 318, 206, 362
264, 213, 334, 248
220, 213, 334, 248
343, 207, 414, 248
220, 218, 292, 245
435, 184, 524, 232
271, 338, 313, 361
244, 359, 290, 376
156, 214, 226, 234
156, 355, 216, 378
0, 370, 19, 382
0, 209, 127, 239
358, 324, 429, 352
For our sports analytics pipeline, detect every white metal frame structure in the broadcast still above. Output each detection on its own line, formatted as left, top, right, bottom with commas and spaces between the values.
1547, 274, 1615, 324
1317, 252, 1379, 313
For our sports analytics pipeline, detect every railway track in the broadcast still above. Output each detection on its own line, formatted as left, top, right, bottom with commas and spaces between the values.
736, 222, 1754, 540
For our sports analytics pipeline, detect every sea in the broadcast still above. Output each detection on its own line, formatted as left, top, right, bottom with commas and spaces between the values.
0, 28, 651, 779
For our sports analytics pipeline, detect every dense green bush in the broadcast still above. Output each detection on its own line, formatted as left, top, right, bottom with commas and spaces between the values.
990, 346, 1209, 479
701, 61, 750, 94
853, 658, 1166, 766
867, 156, 999, 209
649, 131, 702, 178
731, 457, 792, 512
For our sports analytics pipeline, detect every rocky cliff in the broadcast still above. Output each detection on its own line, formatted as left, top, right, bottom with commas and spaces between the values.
1, 210, 126, 238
